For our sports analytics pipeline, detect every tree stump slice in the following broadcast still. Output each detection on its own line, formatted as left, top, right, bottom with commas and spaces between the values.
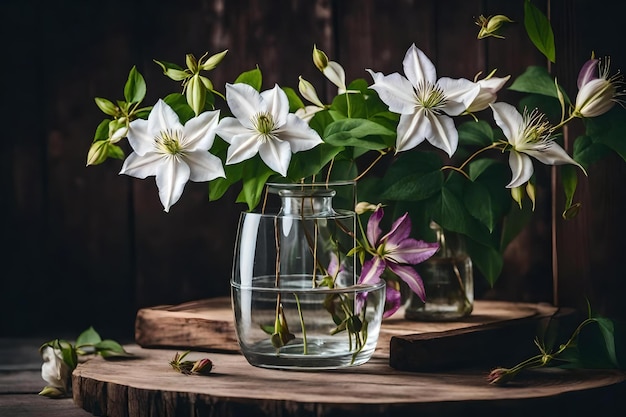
72, 345, 626, 417
134, 298, 564, 362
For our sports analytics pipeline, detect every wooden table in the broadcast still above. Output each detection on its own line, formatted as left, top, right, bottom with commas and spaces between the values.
72, 344, 626, 417
4, 300, 626, 417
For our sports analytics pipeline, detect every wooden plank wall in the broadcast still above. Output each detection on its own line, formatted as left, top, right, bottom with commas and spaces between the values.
2, 0, 625, 338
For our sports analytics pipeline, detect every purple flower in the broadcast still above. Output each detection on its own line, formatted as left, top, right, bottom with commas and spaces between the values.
358, 207, 439, 317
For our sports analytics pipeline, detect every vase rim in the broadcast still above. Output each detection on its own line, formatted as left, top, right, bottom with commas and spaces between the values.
230, 279, 385, 293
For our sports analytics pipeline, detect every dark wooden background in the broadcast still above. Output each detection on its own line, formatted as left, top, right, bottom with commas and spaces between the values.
2, 0, 625, 339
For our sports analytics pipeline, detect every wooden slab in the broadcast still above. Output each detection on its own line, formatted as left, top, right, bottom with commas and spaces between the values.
135, 298, 563, 365
72, 345, 626, 417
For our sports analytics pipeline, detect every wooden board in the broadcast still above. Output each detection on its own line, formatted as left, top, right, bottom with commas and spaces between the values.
72, 345, 626, 417
135, 298, 565, 366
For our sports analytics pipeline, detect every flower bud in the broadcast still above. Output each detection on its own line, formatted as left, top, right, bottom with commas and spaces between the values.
40, 346, 71, 396
573, 56, 623, 118
108, 119, 128, 144
200, 49, 228, 71
86, 140, 110, 166
511, 186, 524, 209
355, 202, 380, 214
154, 59, 189, 81
476, 14, 514, 39
574, 78, 616, 117
186, 75, 206, 116
312, 45, 329, 71
185, 53, 198, 73
298, 76, 325, 108
190, 358, 213, 375
525, 181, 536, 211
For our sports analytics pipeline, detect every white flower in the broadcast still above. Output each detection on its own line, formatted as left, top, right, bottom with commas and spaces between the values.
466, 71, 511, 113
574, 57, 624, 118
490, 102, 585, 188
217, 83, 323, 176
367, 44, 480, 156
41, 346, 71, 394
119, 99, 224, 212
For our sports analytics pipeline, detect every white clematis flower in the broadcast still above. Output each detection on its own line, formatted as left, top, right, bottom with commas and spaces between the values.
217, 83, 323, 176
119, 99, 224, 212
367, 44, 480, 156
466, 71, 511, 113
41, 346, 71, 395
490, 102, 585, 188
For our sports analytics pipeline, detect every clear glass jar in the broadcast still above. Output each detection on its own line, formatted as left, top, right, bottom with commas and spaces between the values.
231, 181, 386, 369
405, 222, 474, 321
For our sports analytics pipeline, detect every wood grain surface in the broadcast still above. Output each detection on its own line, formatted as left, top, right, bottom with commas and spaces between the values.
134, 297, 563, 367
72, 345, 626, 417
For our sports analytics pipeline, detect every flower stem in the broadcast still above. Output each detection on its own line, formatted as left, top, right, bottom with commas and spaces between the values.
441, 142, 502, 177
353, 150, 388, 182
294, 294, 308, 355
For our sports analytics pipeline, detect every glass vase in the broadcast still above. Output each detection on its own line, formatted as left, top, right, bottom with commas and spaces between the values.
405, 222, 474, 321
231, 181, 386, 369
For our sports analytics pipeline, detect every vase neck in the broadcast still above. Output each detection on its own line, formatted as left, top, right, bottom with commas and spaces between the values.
278, 189, 336, 216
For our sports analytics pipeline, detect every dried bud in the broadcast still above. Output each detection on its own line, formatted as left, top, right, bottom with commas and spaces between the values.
487, 367, 513, 385
190, 358, 213, 375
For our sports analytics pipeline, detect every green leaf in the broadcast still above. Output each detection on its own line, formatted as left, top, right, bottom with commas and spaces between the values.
323, 118, 395, 150
95, 97, 118, 116
94, 119, 111, 141
163, 93, 195, 123
287, 143, 343, 181
592, 317, 620, 368
234, 66, 262, 91
585, 107, 626, 161
523, 0, 556, 63
465, 239, 503, 286
123, 66, 147, 104
509, 66, 563, 99
464, 181, 496, 232
500, 202, 533, 250
282, 86, 305, 113
237, 158, 275, 211
209, 148, 243, 202
380, 152, 443, 201
573, 135, 611, 168
467, 158, 499, 181
107, 144, 125, 160
560, 164, 578, 214
76, 326, 102, 347
95, 340, 132, 358
458, 120, 495, 147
